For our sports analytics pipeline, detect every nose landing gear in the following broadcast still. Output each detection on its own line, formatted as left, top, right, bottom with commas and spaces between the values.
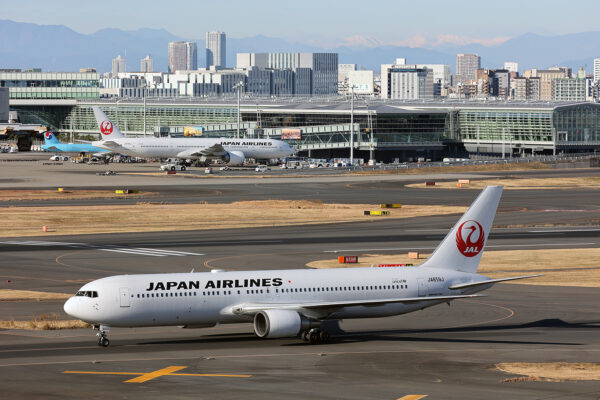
94, 324, 111, 347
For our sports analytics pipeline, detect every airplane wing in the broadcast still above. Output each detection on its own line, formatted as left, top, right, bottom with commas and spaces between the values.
177, 143, 227, 158
96, 141, 122, 149
447, 274, 544, 290
44, 146, 60, 151
231, 294, 483, 315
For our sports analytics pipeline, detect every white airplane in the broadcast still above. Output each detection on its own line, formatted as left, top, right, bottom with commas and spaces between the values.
90, 107, 294, 165
64, 186, 540, 347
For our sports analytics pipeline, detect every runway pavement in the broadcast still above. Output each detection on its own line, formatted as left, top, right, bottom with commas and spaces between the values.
0, 162, 599, 399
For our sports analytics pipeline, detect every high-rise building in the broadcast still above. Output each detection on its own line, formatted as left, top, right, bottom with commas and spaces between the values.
168, 42, 197, 73
527, 67, 571, 100
381, 65, 433, 100
236, 52, 338, 95
503, 62, 519, 74
594, 58, 600, 82
456, 54, 480, 85
140, 55, 153, 73
511, 77, 540, 100
206, 32, 226, 69
488, 69, 511, 98
552, 78, 589, 101
187, 42, 198, 70
112, 54, 125, 76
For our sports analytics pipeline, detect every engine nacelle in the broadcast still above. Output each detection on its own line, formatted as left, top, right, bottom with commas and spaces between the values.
222, 151, 245, 166
253, 309, 318, 338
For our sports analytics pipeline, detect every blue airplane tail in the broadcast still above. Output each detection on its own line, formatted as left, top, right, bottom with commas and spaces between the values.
43, 131, 60, 144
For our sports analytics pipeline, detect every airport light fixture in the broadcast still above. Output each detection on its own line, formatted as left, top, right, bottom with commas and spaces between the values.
233, 81, 245, 138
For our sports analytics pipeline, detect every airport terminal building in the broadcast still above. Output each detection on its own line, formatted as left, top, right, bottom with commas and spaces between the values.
7, 97, 600, 161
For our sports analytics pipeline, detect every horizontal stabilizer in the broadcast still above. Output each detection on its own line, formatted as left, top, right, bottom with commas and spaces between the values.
232, 294, 484, 315
448, 274, 544, 290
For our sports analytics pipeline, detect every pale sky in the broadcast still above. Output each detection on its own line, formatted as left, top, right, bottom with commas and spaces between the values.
3, 0, 600, 47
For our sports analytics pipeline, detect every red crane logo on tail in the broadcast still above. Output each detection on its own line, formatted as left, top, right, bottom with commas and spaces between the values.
100, 121, 113, 136
456, 220, 485, 257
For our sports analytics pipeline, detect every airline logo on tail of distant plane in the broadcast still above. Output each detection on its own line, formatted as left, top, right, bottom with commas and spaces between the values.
44, 132, 53, 140
455, 220, 485, 257
100, 121, 114, 135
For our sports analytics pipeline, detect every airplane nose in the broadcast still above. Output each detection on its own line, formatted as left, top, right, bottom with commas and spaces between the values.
63, 297, 76, 317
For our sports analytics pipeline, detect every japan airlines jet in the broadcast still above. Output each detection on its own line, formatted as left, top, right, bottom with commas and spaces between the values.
42, 131, 109, 156
91, 107, 294, 165
64, 186, 540, 347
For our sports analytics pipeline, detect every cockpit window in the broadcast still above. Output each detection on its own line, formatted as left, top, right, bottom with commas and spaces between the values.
75, 291, 98, 298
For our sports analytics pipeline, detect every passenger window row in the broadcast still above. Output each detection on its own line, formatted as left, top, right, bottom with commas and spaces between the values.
275, 284, 407, 293
133, 285, 408, 300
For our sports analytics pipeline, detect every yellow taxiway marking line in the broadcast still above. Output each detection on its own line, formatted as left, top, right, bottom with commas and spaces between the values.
397, 396, 427, 400
63, 366, 252, 383
124, 366, 187, 383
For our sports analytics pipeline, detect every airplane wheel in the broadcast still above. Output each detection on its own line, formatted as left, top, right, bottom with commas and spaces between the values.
309, 330, 320, 345
302, 330, 310, 342
101, 338, 110, 347
319, 330, 329, 343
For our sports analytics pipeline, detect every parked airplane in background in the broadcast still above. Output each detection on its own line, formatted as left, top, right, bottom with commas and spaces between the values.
42, 131, 109, 156
64, 186, 541, 347
91, 107, 294, 165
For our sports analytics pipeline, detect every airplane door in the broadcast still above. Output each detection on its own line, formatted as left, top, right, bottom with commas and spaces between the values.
119, 287, 131, 307
417, 279, 428, 297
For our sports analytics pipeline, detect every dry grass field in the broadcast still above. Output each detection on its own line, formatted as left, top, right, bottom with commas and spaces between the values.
0, 189, 153, 201
406, 176, 600, 190
497, 363, 600, 382
0, 200, 467, 237
307, 248, 600, 287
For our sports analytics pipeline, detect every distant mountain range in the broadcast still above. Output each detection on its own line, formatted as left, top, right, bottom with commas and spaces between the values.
2, 19, 600, 73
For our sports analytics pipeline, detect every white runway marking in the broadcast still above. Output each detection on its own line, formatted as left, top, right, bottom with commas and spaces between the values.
0, 241, 204, 257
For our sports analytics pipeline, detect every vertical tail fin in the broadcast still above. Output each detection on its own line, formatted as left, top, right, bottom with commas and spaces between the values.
92, 107, 124, 140
420, 186, 503, 274
43, 131, 59, 144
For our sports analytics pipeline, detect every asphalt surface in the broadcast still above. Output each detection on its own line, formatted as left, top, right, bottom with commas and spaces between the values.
0, 161, 599, 399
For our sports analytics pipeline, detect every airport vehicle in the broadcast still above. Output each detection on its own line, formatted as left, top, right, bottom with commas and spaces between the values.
91, 107, 294, 166
255, 165, 269, 172
160, 163, 187, 171
64, 186, 540, 347
49, 155, 70, 161
41, 131, 109, 156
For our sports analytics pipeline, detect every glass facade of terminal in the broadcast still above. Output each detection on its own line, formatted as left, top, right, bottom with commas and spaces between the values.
553, 104, 600, 144
0, 72, 99, 99
458, 108, 554, 143
10, 100, 600, 156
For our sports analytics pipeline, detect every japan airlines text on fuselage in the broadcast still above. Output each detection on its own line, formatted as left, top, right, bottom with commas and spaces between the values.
64, 186, 541, 346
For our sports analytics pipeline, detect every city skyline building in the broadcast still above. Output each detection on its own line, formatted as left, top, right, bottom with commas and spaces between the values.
206, 32, 226, 69
594, 58, 600, 82
168, 41, 197, 73
456, 54, 480, 85
111, 54, 125, 76
236, 52, 338, 95
140, 55, 153, 73
504, 62, 519, 74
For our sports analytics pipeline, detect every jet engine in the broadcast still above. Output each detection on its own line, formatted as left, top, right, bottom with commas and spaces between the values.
253, 309, 318, 338
222, 151, 245, 166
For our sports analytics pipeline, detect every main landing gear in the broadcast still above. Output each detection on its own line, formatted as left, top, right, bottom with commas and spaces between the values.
94, 324, 110, 347
302, 328, 330, 344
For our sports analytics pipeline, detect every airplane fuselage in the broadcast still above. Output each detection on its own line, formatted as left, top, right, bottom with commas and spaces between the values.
64, 267, 487, 328
92, 137, 293, 160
